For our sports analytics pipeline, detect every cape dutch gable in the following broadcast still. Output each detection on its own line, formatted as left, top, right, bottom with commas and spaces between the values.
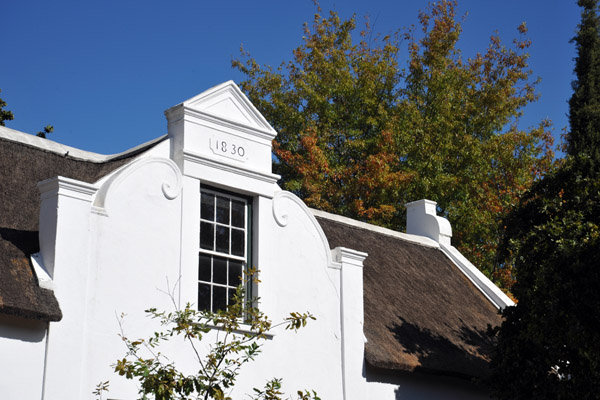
0, 81, 512, 400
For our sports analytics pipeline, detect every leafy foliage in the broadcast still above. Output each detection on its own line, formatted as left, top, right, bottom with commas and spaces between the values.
37, 124, 54, 139
0, 89, 53, 138
0, 89, 14, 126
490, 1, 600, 397
95, 284, 318, 400
233, 0, 554, 291
490, 159, 600, 399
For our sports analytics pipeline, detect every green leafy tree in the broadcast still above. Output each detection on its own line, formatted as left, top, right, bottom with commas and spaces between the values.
0, 89, 14, 126
233, 0, 554, 292
489, 163, 600, 399
490, 1, 600, 398
95, 282, 319, 400
0, 89, 53, 138
37, 124, 54, 139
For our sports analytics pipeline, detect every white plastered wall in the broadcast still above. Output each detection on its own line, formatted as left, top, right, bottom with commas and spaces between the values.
227, 191, 345, 399
83, 153, 185, 397
35, 139, 188, 399
0, 316, 47, 400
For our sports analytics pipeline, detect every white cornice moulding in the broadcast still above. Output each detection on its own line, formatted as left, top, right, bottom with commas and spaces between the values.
332, 247, 368, 268
38, 176, 99, 202
166, 104, 277, 142
183, 150, 280, 184
165, 81, 276, 137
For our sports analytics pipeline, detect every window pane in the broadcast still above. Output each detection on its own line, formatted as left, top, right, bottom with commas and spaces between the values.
200, 222, 214, 250
213, 256, 227, 285
216, 196, 230, 224
198, 254, 211, 282
213, 286, 227, 312
201, 192, 215, 221
229, 261, 243, 288
198, 283, 211, 311
215, 225, 229, 253
231, 200, 245, 228
231, 229, 244, 257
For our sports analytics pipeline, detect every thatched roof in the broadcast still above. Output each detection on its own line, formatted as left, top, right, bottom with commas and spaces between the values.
316, 215, 503, 380
0, 127, 164, 321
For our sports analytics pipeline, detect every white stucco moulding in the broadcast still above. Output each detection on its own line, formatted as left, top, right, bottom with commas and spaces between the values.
38, 176, 99, 202
172, 102, 277, 142
332, 247, 368, 267
182, 149, 280, 198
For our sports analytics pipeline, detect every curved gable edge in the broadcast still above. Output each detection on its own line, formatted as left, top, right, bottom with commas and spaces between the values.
272, 190, 342, 272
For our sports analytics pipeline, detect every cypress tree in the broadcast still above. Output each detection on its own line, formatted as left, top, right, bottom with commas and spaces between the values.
569, 0, 600, 165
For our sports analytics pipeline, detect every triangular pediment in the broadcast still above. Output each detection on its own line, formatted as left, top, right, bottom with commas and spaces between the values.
182, 81, 275, 134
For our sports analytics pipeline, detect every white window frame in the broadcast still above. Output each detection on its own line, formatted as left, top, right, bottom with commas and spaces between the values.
198, 186, 252, 313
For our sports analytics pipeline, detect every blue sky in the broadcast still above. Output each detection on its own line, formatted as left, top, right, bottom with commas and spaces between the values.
2, 0, 580, 155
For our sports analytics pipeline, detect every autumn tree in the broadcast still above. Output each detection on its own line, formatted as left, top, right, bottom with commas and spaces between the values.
490, 1, 600, 397
233, 0, 553, 290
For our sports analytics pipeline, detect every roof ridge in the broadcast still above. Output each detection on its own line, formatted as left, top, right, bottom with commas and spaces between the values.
0, 125, 166, 163
310, 208, 439, 248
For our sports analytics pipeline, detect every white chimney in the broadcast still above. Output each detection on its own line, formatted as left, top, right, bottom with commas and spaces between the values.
405, 199, 452, 246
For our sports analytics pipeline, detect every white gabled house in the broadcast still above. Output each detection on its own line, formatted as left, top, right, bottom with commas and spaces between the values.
0, 81, 513, 399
